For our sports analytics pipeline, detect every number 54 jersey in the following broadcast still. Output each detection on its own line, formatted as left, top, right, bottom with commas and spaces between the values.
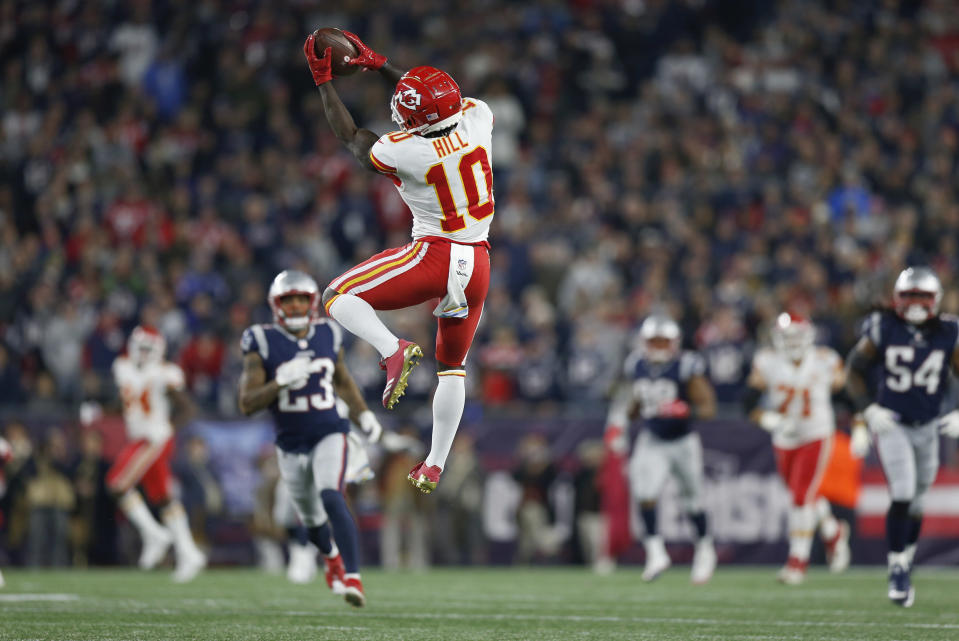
241, 320, 349, 453
862, 311, 959, 425
369, 98, 495, 244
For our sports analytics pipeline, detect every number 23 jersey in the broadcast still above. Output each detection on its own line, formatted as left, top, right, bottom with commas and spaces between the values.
862, 310, 959, 425
369, 98, 495, 244
241, 320, 349, 453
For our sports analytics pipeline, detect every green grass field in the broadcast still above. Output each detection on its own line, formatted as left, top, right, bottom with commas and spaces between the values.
2, 566, 958, 641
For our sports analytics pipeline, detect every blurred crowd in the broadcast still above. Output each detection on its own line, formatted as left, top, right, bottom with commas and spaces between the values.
3, 0, 959, 416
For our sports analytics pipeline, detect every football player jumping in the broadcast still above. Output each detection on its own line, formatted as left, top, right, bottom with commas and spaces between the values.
745, 312, 853, 585
105, 326, 207, 582
239, 270, 383, 608
604, 314, 718, 584
845, 266, 959, 608
304, 31, 495, 494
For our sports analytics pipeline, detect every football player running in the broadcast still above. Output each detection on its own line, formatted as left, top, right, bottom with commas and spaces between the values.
105, 326, 207, 582
745, 312, 853, 585
604, 314, 718, 584
845, 267, 959, 608
239, 270, 383, 608
304, 31, 494, 494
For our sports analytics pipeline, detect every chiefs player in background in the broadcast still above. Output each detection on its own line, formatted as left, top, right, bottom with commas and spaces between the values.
104, 326, 206, 582
304, 31, 494, 495
745, 312, 856, 585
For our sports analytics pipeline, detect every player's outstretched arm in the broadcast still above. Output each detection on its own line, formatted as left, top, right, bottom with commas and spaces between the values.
303, 35, 379, 172
238, 352, 280, 415
332, 349, 382, 442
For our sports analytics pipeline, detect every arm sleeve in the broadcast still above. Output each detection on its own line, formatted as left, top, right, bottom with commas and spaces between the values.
241, 326, 269, 360
860, 311, 884, 347
680, 352, 707, 382
369, 137, 397, 176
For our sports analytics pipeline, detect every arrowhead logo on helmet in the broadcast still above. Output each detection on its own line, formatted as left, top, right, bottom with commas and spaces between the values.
390, 66, 463, 136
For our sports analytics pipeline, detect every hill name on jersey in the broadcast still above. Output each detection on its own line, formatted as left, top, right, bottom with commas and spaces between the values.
370, 98, 495, 244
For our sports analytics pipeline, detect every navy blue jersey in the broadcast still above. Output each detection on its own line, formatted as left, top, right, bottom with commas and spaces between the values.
241, 320, 349, 453
861, 311, 959, 425
623, 349, 706, 440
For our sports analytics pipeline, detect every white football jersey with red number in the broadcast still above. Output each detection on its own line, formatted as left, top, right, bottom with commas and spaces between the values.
752, 346, 842, 448
369, 98, 495, 244
112, 356, 185, 444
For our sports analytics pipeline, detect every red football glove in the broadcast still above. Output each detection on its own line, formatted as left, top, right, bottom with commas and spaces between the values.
303, 35, 333, 86
342, 30, 387, 70
657, 399, 691, 419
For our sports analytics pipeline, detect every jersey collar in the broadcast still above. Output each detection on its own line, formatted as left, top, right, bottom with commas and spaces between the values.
276, 322, 315, 343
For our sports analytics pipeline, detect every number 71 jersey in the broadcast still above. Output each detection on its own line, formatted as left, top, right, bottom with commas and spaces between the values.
370, 98, 495, 243
241, 320, 349, 453
862, 310, 959, 425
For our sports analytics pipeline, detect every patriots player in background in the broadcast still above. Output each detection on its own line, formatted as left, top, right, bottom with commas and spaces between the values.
103, 326, 207, 582
604, 314, 718, 584
304, 31, 495, 494
238, 270, 383, 608
745, 312, 854, 585
845, 266, 959, 608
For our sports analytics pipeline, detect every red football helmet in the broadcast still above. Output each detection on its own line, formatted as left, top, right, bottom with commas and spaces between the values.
771, 312, 814, 361
128, 325, 166, 366
390, 66, 463, 135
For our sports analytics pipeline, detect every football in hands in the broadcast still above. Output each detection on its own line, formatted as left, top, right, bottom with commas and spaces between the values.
312, 27, 359, 77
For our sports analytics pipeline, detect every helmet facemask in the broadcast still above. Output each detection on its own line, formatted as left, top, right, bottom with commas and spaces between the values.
893, 267, 942, 325
639, 315, 681, 363
128, 326, 166, 367
268, 270, 320, 332
895, 291, 938, 324
771, 313, 814, 361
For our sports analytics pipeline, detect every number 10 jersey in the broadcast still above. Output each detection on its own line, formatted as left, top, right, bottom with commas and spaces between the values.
241, 320, 349, 453
369, 98, 495, 244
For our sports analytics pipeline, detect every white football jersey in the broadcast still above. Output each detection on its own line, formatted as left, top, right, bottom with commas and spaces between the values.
370, 98, 495, 244
112, 356, 185, 444
752, 346, 842, 448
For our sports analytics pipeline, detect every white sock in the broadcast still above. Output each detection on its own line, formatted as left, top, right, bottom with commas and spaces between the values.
324, 540, 340, 559
888, 550, 908, 568
815, 497, 839, 540
424, 374, 466, 469
162, 502, 200, 557
644, 535, 667, 557
788, 505, 815, 561
328, 294, 399, 358
904, 543, 917, 567
119, 490, 169, 541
